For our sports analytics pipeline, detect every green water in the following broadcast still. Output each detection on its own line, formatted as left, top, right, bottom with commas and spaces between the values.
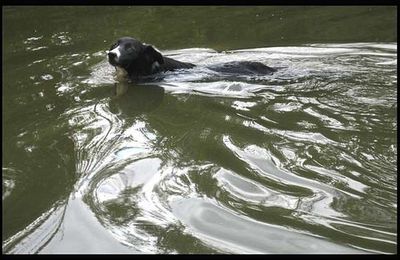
2, 6, 397, 254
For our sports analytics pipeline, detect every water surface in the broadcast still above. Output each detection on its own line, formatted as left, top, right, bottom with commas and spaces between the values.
2, 6, 397, 254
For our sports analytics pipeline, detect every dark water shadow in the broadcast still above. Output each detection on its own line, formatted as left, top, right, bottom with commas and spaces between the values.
108, 82, 165, 118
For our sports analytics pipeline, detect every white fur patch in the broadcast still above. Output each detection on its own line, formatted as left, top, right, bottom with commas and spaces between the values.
109, 45, 121, 59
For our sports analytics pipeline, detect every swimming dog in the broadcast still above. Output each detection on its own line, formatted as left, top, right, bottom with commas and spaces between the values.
107, 37, 276, 81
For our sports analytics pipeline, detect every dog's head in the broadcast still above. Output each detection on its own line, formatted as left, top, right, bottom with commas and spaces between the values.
107, 37, 164, 76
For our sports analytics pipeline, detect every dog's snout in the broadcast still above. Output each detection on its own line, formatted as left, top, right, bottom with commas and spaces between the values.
108, 51, 117, 59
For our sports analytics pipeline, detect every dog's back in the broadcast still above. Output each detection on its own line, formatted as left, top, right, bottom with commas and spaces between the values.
208, 61, 276, 75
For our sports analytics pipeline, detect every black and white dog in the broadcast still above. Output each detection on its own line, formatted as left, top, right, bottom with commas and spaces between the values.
107, 37, 276, 81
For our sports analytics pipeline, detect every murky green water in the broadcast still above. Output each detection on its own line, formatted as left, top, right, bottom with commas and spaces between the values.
2, 6, 397, 254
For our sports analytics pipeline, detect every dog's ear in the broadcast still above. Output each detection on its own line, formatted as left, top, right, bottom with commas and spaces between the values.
144, 45, 164, 64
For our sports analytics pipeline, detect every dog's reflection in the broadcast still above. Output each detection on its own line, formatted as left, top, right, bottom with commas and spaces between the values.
108, 81, 165, 117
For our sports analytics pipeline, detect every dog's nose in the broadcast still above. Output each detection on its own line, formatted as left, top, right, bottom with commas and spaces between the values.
108, 52, 117, 60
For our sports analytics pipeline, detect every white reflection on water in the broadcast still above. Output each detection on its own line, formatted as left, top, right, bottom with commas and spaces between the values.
40, 199, 137, 254
214, 168, 300, 209
170, 198, 364, 254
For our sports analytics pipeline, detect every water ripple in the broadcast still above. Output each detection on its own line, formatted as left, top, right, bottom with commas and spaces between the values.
6, 43, 395, 253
